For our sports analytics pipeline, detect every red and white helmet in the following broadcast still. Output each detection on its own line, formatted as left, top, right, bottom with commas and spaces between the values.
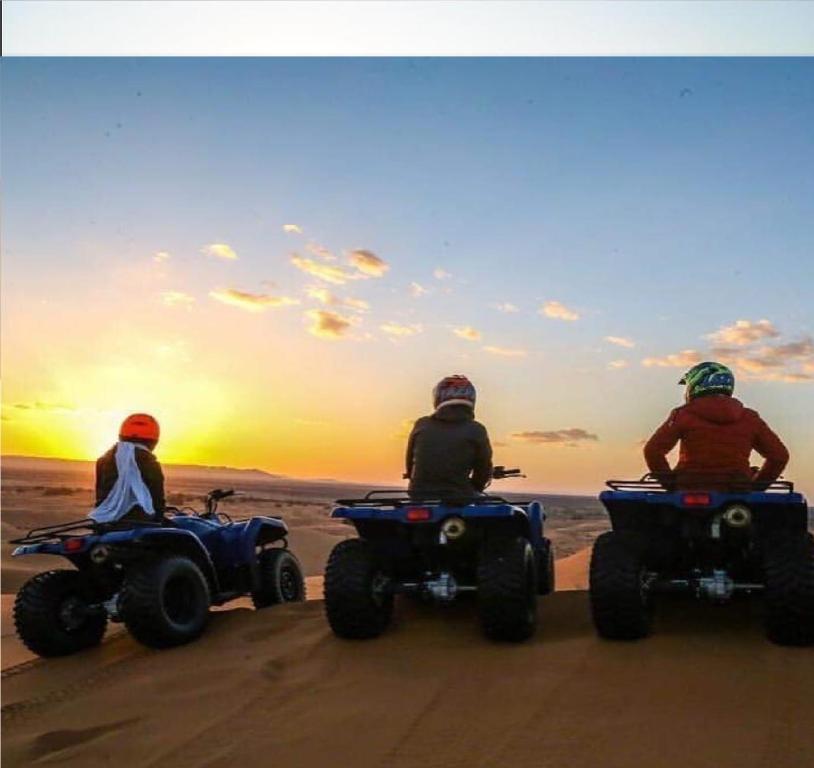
432, 374, 476, 410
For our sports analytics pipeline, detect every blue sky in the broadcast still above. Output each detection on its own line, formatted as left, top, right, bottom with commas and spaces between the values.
2, 58, 813, 493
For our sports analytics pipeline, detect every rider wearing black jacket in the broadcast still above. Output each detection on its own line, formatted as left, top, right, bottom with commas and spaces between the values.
405, 375, 493, 499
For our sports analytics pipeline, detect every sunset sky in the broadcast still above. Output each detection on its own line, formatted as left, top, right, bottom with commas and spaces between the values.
2, 57, 812, 495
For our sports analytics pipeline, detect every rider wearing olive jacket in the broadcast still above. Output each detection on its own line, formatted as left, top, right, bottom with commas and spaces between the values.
405, 375, 493, 499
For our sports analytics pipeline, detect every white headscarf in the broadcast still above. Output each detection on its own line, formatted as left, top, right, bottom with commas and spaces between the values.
89, 441, 157, 523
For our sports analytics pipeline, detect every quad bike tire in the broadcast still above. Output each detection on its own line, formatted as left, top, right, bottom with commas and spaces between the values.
763, 532, 814, 647
537, 541, 556, 596
14, 569, 108, 657
324, 538, 393, 639
477, 537, 538, 642
589, 531, 651, 640
120, 556, 210, 649
252, 548, 306, 608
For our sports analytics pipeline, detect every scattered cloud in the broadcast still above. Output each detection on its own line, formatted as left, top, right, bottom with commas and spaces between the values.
453, 326, 482, 342
707, 319, 780, 347
492, 302, 519, 313
202, 243, 238, 260
492, 440, 509, 448
409, 282, 429, 298
713, 336, 814, 383
153, 251, 171, 263
433, 268, 452, 280
511, 428, 599, 446
380, 322, 423, 337
306, 241, 336, 261
283, 224, 303, 234
305, 286, 335, 304
304, 286, 368, 312
642, 350, 702, 368
161, 290, 195, 308
306, 309, 355, 340
608, 360, 628, 370
291, 255, 359, 285
605, 335, 635, 349
12, 401, 76, 413
348, 249, 389, 277
540, 300, 579, 322
483, 345, 527, 358
343, 297, 370, 312
210, 288, 299, 313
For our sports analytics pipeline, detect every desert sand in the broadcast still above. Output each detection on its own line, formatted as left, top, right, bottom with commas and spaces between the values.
3, 591, 813, 768
3, 457, 812, 768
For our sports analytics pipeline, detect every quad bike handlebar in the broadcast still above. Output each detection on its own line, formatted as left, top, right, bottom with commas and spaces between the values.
492, 466, 525, 480
401, 466, 525, 481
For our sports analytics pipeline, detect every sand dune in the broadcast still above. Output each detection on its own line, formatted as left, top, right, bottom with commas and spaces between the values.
4, 592, 813, 768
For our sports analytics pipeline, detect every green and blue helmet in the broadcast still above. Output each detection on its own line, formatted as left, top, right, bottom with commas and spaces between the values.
679, 361, 735, 401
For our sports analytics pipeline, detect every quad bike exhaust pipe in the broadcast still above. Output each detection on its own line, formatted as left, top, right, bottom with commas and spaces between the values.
722, 504, 752, 528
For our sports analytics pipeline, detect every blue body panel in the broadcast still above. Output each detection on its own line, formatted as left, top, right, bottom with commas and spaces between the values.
332, 500, 547, 547
600, 489, 808, 511
12, 514, 288, 569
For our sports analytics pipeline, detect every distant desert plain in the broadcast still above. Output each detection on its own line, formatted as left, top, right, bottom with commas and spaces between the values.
2, 455, 812, 768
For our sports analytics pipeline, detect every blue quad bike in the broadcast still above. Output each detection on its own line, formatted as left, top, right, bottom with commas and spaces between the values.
10, 489, 305, 656
589, 474, 814, 646
324, 467, 554, 642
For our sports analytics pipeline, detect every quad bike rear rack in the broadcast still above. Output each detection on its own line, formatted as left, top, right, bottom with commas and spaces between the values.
10, 518, 165, 545
335, 490, 533, 507
605, 473, 795, 494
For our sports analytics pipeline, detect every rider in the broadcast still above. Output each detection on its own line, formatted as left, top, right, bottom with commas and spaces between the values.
405, 375, 493, 499
644, 361, 789, 490
91, 413, 166, 523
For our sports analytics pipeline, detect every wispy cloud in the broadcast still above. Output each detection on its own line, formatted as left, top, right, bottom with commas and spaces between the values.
305, 286, 368, 312
511, 428, 599, 446
348, 249, 389, 277
161, 290, 195, 309
453, 326, 482, 342
707, 319, 780, 347
492, 302, 519, 313
306, 309, 355, 339
210, 288, 299, 312
12, 401, 76, 413
283, 224, 303, 234
202, 243, 238, 260
608, 360, 628, 370
153, 251, 171, 263
605, 335, 635, 348
540, 300, 579, 322
380, 322, 423, 337
713, 336, 814, 383
483, 345, 527, 358
642, 350, 702, 368
291, 255, 359, 285
409, 282, 429, 298
433, 268, 452, 280
306, 241, 336, 261
344, 297, 370, 312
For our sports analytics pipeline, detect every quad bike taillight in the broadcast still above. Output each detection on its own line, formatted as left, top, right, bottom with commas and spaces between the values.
405, 507, 432, 522
682, 493, 712, 507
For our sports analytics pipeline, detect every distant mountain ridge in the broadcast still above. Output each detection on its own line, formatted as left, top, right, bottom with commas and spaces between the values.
3, 454, 281, 481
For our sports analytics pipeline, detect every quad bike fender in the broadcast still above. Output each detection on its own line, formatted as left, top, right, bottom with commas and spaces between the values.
123, 529, 221, 594
227, 517, 289, 593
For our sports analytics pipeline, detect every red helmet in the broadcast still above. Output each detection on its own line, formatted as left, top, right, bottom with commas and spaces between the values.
119, 413, 160, 445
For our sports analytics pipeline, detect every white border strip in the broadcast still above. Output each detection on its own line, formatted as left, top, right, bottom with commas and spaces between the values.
4, 1, 814, 57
